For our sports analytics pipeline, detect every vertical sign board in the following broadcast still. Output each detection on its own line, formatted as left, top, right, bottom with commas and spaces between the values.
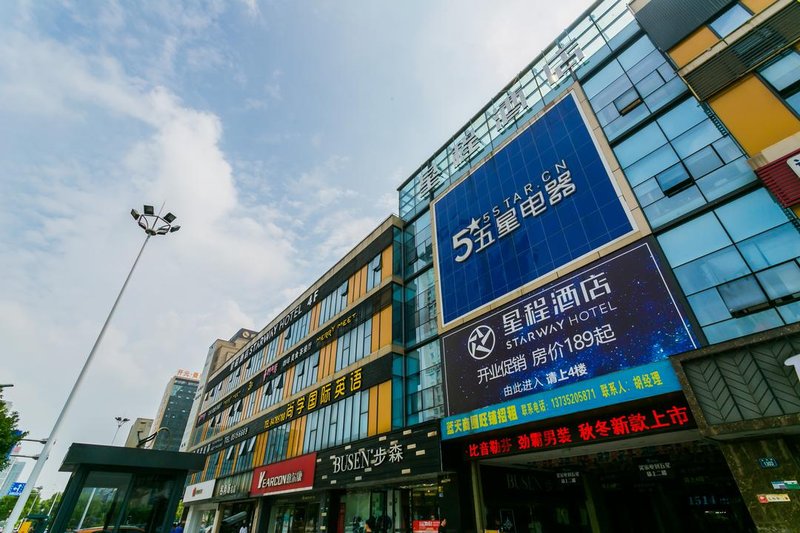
440, 240, 699, 439
432, 91, 637, 327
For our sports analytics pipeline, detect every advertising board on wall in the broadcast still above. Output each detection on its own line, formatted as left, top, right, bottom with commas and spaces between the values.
440, 240, 698, 439
315, 422, 441, 487
183, 480, 216, 503
432, 91, 637, 327
250, 453, 316, 496
462, 396, 696, 458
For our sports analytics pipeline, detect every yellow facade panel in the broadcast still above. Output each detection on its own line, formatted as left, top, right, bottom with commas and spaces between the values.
710, 76, 800, 156
368, 384, 379, 436
668, 27, 718, 68
379, 306, 392, 348
371, 310, 381, 353
310, 301, 320, 332
377, 381, 392, 433
282, 366, 296, 401
255, 433, 267, 467
381, 245, 393, 282
742, 0, 776, 14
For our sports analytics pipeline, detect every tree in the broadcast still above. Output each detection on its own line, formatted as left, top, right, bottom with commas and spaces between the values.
0, 391, 26, 472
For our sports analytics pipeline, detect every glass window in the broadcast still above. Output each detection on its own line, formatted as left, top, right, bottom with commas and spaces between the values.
655, 163, 692, 195
673, 246, 750, 294
756, 261, 800, 300
758, 50, 800, 115
715, 188, 787, 241
703, 308, 783, 344
658, 212, 732, 266
717, 275, 768, 313
656, 98, 706, 139
738, 223, 800, 271
687, 288, 731, 326
709, 3, 751, 37
613, 123, 667, 168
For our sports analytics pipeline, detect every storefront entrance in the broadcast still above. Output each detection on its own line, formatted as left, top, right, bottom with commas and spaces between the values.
218, 501, 255, 533
268, 500, 320, 533
332, 483, 445, 533
480, 441, 755, 533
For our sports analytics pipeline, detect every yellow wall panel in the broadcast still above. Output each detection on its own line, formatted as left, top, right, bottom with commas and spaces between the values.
213, 453, 223, 478
371, 310, 381, 353
742, 0, 776, 14
368, 385, 379, 436
668, 27, 718, 68
377, 381, 392, 434
347, 272, 357, 305
379, 306, 392, 348
710, 76, 800, 155
255, 433, 267, 467
381, 246, 393, 282
310, 301, 320, 332
282, 366, 296, 401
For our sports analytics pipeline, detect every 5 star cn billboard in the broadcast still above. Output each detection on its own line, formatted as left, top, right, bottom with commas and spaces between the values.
432, 91, 637, 327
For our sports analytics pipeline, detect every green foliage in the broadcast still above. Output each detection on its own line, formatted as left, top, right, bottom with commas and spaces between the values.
0, 391, 27, 472
0, 489, 53, 522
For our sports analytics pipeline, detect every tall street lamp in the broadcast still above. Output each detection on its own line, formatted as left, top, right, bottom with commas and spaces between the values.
3, 205, 180, 533
111, 417, 131, 446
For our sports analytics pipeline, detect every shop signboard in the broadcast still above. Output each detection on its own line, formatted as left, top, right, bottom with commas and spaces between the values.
250, 453, 316, 496
214, 472, 251, 501
412, 520, 440, 533
432, 91, 636, 326
315, 422, 441, 487
183, 480, 216, 503
194, 355, 393, 456
462, 397, 695, 459
441, 240, 698, 439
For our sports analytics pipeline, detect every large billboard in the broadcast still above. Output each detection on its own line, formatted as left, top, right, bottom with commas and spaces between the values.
440, 240, 699, 439
432, 91, 636, 326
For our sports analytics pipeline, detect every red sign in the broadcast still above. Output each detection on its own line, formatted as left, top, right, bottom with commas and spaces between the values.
250, 453, 316, 496
465, 401, 694, 459
412, 520, 440, 532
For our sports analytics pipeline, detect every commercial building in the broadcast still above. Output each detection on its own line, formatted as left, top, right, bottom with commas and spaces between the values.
152, 371, 201, 451
184, 0, 800, 531
123, 417, 154, 448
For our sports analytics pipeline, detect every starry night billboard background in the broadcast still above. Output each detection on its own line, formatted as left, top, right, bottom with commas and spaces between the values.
441, 239, 699, 416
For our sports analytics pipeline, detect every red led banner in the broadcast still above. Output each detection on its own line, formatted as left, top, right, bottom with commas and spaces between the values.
250, 453, 316, 496
465, 401, 694, 459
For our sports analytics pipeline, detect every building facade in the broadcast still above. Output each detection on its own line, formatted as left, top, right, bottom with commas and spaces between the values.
184, 0, 800, 531
152, 371, 200, 451
123, 417, 154, 448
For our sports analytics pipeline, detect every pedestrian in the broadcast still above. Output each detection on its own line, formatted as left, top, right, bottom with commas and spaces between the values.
238, 523, 249, 533
438, 518, 447, 533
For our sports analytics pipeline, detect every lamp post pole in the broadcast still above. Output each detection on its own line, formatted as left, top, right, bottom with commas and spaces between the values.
3, 206, 180, 533
111, 416, 131, 446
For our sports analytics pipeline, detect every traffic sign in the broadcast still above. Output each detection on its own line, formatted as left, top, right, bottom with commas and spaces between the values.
7, 482, 25, 496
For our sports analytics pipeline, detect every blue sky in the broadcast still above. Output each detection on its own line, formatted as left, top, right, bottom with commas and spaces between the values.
0, 0, 590, 492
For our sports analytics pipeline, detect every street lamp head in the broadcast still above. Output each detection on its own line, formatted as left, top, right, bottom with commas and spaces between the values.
132, 205, 180, 237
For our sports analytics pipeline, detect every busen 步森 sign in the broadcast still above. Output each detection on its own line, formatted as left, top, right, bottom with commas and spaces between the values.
315, 422, 441, 487
432, 91, 636, 326
250, 453, 316, 496
440, 240, 698, 439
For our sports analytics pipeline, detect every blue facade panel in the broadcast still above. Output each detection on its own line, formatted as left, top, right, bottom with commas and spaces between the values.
433, 92, 635, 326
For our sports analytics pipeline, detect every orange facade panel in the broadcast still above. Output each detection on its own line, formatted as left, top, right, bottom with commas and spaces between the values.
668, 26, 718, 68
368, 384, 379, 436
377, 381, 392, 434
710, 76, 800, 156
742, 0, 777, 14
381, 245, 393, 282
